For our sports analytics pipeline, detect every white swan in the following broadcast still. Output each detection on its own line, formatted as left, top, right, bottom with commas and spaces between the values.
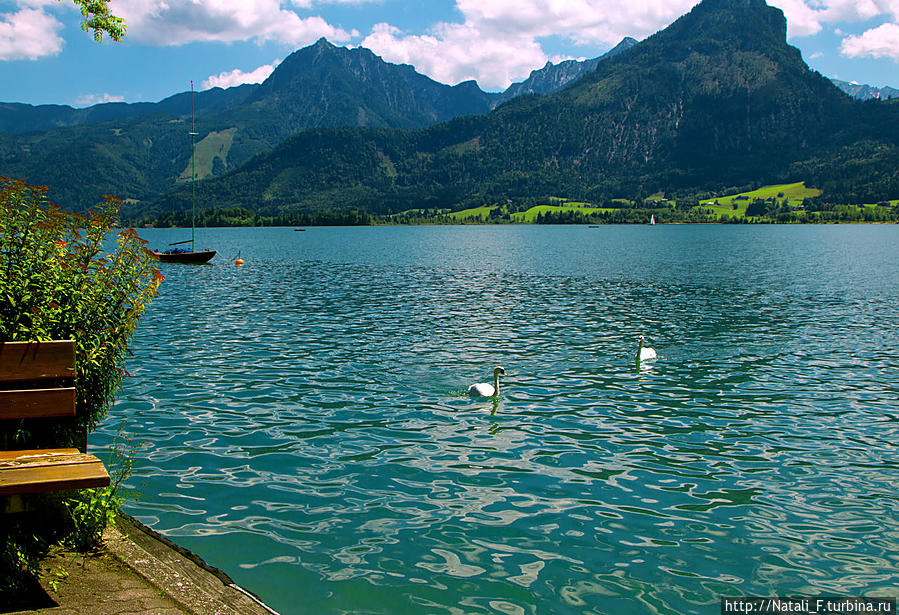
636, 335, 657, 370
468, 366, 506, 398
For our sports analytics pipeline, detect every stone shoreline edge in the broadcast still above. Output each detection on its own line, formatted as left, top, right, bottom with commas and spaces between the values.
108, 514, 280, 615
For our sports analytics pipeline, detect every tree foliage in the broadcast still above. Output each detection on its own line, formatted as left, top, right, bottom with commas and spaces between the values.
6, 0, 899, 221
0, 178, 161, 448
133, 0, 898, 221
68, 0, 126, 41
0, 177, 156, 597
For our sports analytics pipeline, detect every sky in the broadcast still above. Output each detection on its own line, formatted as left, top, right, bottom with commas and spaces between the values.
0, 0, 897, 108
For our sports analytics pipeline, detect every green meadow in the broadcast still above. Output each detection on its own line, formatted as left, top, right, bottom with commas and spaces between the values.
179, 128, 237, 182
445, 206, 495, 221
512, 204, 616, 223
701, 182, 822, 217
384, 182, 895, 224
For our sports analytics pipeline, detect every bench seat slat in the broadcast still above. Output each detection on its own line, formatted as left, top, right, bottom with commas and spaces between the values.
0, 449, 110, 496
0, 340, 76, 383
1, 340, 110, 500
0, 387, 76, 419
0, 449, 100, 469
0, 448, 80, 462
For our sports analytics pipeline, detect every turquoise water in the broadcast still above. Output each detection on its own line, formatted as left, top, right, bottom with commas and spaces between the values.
95, 225, 899, 614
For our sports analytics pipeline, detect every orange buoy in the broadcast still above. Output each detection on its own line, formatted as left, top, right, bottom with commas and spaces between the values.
235, 258, 244, 266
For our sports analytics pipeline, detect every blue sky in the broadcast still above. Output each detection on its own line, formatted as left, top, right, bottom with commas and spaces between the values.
1, 0, 897, 107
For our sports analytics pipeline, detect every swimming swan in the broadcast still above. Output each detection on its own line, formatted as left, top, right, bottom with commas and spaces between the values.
636, 336, 657, 370
469, 366, 506, 398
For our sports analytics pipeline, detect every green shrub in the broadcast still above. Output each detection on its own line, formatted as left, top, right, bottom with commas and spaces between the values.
64, 428, 138, 552
1, 178, 160, 596
0, 176, 162, 447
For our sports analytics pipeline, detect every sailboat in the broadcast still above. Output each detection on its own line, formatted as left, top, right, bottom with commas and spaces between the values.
650, 214, 656, 225
153, 81, 216, 264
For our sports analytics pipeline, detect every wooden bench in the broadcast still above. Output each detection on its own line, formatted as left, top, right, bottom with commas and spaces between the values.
0, 340, 110, 499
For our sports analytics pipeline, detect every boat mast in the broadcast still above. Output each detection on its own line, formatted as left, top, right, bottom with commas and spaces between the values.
189, 80, 197, 252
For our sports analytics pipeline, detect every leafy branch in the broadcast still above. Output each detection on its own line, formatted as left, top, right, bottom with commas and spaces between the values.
64, 0, 126, 42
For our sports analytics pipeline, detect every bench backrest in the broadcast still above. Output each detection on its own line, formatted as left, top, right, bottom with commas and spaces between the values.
0, 340, 76, 421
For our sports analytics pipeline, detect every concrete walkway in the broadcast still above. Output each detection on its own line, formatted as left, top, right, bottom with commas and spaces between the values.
6, 516, 278, 615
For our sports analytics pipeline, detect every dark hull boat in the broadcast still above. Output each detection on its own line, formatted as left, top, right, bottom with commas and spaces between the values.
153, 248, 216, 264
150, 81, 216, 265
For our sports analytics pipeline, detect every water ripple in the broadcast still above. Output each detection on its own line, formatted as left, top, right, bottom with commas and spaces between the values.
94, 225, 899, 615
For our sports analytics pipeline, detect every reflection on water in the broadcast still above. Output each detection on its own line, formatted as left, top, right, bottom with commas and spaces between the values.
96, 225, 899, 614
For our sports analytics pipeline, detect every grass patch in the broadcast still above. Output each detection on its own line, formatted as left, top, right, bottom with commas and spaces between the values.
513, 204, 614, 223
179, 128, 237, 182
864, 200, 899, 207
446, 206, 495, 221
371, 181, 890, 225
441, 137, 481, 156
699, 182, 822, 218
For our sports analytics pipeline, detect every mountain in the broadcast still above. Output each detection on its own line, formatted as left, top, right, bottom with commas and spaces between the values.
831, 79, 899, 101
234, 38, 495, 131
495, 37, 637, 104
0, 39, 494, 136
0, 41, 494, 211
203, 38, 499, 176
0, 85, 256, 135
138, 0, 898, 221
1, 37, 630, 211
0, 36, 639, 137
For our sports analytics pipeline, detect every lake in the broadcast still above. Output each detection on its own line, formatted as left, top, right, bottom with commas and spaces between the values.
94, 225, 899, 615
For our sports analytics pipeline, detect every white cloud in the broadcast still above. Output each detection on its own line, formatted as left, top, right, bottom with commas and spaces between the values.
357, 0, 899, 91
362, 0, 697, 90
768, 0, 899, 38
75, 92, 126, 107
202, 61, 280, 89
841, 22, 899, 60
454, 0, 694, 45
817, 0, 891, 23
362, 22, 547, 90
0, 7, 64, 60
110, 0, 356, 46
3, 0, 360, 61
769, 0, 826, 37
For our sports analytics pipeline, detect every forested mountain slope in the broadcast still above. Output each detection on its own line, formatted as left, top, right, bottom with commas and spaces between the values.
1, 38, 629, 211
138, 0, 899, 220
